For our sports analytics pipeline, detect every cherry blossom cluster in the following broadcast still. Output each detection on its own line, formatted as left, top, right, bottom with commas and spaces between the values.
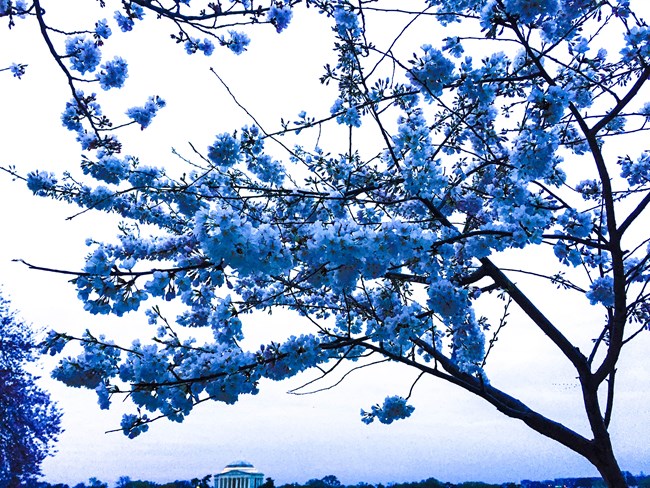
7, 0, 650, 437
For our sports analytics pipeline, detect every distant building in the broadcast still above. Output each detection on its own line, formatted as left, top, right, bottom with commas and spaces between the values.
215, 460, 265, 488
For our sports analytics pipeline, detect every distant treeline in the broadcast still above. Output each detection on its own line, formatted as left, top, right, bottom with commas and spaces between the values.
30, 471, 650, 488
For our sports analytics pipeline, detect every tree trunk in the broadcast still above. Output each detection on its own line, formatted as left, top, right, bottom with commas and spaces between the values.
591, 435, 628, 488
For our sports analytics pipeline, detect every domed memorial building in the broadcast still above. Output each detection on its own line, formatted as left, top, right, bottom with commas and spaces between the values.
215, 460, 265, 488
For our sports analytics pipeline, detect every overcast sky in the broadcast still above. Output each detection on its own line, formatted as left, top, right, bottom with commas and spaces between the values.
0, 2, 649, 486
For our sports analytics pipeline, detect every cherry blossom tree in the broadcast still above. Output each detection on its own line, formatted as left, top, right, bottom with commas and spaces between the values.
1, 1, 649, 486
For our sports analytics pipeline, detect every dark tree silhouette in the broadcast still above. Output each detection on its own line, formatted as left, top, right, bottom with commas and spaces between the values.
0, 294, 61, 487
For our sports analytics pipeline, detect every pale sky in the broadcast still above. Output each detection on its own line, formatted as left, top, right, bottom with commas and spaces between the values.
0, 2, 649, 486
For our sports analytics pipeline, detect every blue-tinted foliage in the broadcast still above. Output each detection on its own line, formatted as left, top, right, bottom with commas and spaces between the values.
0, 294, 61, 486
2, 9, 649, 484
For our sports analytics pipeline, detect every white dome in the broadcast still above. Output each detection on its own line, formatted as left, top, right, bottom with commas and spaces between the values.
221, 460, 259, 474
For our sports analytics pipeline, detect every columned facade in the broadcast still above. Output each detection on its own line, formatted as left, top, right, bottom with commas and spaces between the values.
215, 461, 264, 488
